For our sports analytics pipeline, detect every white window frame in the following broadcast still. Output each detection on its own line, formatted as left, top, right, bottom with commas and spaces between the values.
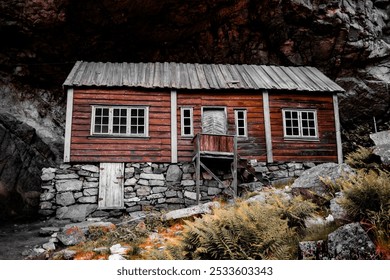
91, 105, 149, 137
282, 109, 318, 139
181, 107, 193, 137
234, 109, 248, 137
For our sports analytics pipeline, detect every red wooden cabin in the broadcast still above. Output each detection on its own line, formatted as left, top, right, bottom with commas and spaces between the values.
63, 61, 344, 166
62, 62, 344, 207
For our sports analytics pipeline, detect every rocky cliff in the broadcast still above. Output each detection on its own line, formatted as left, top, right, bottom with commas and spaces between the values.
0, 0, 389, 220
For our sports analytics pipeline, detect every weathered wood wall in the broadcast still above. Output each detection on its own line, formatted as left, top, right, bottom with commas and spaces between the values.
268, 92, 337, 162
177, 91, 266, 162
70, 88, 171, 162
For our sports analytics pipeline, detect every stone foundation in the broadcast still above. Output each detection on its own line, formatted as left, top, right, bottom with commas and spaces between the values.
39, 161, 316, 221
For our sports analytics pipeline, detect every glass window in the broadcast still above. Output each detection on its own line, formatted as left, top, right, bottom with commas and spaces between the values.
91, 106, 148, 137
181, 107, 193, 137
283, 109, 318, 138
235, 109, 247, 137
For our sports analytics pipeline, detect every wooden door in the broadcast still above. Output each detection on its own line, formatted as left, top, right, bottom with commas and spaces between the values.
202, 108, 227, 135
98, 163, 124, 209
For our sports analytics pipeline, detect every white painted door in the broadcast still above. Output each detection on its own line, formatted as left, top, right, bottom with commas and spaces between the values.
202, 108, 227, 135
98, 163, 124, 209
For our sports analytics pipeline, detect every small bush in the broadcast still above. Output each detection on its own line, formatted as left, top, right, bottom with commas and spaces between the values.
338, 169, 390, 222
345, 146, 381, 170
336, 169, 390, 257
178, 200, 298, 260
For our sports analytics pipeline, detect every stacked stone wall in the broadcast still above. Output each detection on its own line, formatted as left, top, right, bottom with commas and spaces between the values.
39, 161, 316, 221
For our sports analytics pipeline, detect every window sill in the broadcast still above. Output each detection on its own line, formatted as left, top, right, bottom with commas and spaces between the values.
283, 137, 319, 142
88, 135, 150, 139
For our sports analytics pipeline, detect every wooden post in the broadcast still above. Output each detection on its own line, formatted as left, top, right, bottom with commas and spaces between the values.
195, 133, 201, 204
262, 90, 273, 163
170, 90, 178, 163
232, 135, 238, 198
333, 94, 343, 164
64, 88, 74, 163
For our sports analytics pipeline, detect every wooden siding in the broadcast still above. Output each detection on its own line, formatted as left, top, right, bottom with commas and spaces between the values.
268, 92, 337, 162
70, 88, 171, 162
177, 92, 266, 162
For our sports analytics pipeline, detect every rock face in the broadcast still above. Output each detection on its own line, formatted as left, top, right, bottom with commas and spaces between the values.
0, 113, 56, 221
1, 0, 390, 218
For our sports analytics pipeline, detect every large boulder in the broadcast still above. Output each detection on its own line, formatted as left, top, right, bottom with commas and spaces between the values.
327, 222, 377, 259
370, 131, 390, 165
291, 163, 354, 197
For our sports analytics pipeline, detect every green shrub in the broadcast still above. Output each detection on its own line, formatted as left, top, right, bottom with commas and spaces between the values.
179, 200, 298, 260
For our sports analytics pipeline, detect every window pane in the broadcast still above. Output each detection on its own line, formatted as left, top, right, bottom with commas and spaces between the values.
138, 126, 144, 134
293, 128, 299, 135
285, 111, 291, 118
95, 117, 101, 124
94, 125, 101, 133
120, 126, 127, 134
184, 109, 190, 118
113, 109, 119, 116
101, 125, 109, 133
291, 111, 298, 119
184, 127, 191, 135
120, 117, 127, 125
96, 108, 102, 116
238, 128, 245, 136
302, 128, 309, 136
138, 109, 144, 117
113, 126, 119, 133
286, 128, 292, 135
113, 117, 119, 124
292, 120, 299, 127
131, 126, 137, 134
102, 108, 109, 116
138, 117, 144, 125
238, 119, 244, 127
184, 118, 190, 126
131, 118, 137, 125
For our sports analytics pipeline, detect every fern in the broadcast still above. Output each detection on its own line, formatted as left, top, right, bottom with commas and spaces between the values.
178, 200, 298, 260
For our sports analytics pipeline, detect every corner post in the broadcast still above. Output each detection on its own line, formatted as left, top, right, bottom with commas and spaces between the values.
171, 89, 178, 163
333, 93, 343, 163
195, 133, 201, 204
262, 90, 273, 163
64, 88, 74, 163
232, 135, 238, 198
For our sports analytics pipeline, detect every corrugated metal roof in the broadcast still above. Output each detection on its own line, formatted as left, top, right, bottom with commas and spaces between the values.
63, 61, 345, 92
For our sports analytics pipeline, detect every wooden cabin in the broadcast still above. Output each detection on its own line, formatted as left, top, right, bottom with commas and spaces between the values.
62, 61, 344, 207
63, 61, 343, 164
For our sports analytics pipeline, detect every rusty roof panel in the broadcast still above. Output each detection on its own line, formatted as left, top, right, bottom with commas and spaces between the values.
63, 61, 345, 93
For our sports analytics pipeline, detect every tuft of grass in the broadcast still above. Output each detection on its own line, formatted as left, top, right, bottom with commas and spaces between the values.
345, 146, 381, 170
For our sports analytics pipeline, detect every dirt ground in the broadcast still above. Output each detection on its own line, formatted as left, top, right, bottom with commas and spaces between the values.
0, 220, 50, 260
